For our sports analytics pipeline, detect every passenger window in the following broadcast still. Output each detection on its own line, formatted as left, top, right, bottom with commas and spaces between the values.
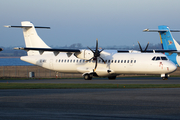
59, 59, 61, 62
108, 60, 110, 63
64, 60, 66, 62
76, 60, 78, 63
127, 60, 129, 63
152, 57, 156, 60
73, 60, 75, 63
134, 60, 136, 63
124, 60, 126, 63
111, 60, 113, 63
79, 60, 81, 63
115, 60, 117, 63
131, 60, 133, 63
62, 60, 63, 62
70, 60, 72, 63
67, 60, 69, 63
118, 60, 120, 63
156, 57, 161, 60
161, 57, 168, 60
105, 60, 107, 63
121, 60, 123, 63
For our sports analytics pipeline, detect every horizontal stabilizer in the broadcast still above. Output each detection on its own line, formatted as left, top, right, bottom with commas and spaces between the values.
143, 29, 180, 32
4, 25, 50, 29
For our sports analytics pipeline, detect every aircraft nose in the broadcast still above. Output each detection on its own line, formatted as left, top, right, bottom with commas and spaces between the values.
169, 62, 177, 72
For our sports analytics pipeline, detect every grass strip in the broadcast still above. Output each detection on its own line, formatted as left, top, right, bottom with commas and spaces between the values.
0, 83, 180, 89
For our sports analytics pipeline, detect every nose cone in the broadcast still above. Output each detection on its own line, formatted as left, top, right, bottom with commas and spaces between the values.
168, 61, 177, 73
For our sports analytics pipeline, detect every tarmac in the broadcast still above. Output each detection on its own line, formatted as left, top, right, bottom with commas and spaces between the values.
1, 77, 180, 84
0, 77, 180, 120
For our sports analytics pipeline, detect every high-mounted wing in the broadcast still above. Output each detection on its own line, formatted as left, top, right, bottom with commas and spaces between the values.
14, 47, 80, 56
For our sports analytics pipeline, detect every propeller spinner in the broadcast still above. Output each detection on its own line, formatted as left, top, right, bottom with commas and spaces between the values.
87, 39, 106, 72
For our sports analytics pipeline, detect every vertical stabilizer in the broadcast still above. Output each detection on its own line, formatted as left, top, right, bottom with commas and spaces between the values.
5, 21, 51, 56
21, 21, 50, 48
158, 25, 180, 50
21, 21, 50, 55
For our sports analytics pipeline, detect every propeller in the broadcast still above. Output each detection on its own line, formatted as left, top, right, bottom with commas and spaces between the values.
87, 38, 106, 72
138, 41, 149, 52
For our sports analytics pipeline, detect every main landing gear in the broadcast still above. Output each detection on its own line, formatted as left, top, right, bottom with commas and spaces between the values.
83, 74, 92, 80
83, 74, 117, 80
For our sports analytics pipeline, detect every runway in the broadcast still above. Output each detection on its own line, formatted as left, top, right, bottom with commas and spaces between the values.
1, 77, 180, 84
0, 77, 180, 119
0, 88, 180, 120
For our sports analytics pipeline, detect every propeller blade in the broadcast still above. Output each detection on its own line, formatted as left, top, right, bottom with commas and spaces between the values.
99, 48, 104, 53
93, 58, 98, 72
96, 38, 98, 52
138, 41, 143, 52
99, 56, 106, 63
87, 46, 94, 53
144, 42, 149, 52
86, 57, 94, 62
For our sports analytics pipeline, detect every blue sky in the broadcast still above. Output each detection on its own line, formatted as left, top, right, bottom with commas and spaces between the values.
1, 0, 180, 48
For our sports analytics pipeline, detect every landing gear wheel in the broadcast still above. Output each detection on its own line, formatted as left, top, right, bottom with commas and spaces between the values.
162, 77, 168, 80
84, 74, 92, 80
108, 76, 116, 80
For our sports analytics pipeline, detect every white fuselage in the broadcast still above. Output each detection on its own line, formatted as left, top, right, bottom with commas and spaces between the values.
21, 52, 177, 77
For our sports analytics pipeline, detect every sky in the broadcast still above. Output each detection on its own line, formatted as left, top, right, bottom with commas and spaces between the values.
1, 0, 180, 48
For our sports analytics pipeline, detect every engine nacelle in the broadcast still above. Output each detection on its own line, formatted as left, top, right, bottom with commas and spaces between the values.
74, 50, 93, 60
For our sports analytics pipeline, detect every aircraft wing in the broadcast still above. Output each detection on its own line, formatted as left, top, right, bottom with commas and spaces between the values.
117, 49, 179, 54
117, 50, 129, 53
117, 50, 141, 53
14, 47, 80, 56
144, 50, 177, 53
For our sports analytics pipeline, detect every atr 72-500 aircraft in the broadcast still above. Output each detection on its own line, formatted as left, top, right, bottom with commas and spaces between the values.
5, 21, 177, 80
143, 25, 180, 67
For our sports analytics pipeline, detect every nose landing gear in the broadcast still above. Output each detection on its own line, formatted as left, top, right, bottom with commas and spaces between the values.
161, 74, 169, 80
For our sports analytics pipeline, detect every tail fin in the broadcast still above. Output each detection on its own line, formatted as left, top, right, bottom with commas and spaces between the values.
143, 26, 180, 50
158, 25, 180, 50
5, 21, 50, 56
21, 21, 50, 49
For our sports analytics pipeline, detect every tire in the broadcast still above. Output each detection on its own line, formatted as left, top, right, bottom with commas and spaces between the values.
162, 77, 168, 80
84, 74, 92, 80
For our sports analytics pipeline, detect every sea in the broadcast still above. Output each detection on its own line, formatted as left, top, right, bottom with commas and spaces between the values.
0, 58, 33, 66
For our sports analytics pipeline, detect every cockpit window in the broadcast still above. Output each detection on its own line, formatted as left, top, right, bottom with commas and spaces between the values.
152, 56, 168, 61
156, 57, 160, 60
152, 57, 156, 60
161, 57, 168, 60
